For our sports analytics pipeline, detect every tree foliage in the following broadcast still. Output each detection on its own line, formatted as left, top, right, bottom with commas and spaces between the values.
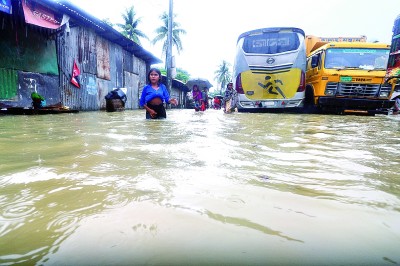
152, 12, 186, 68
159, 67, 190, 83
174, 70, 190, 83
117, 6, 149, 45
214, 60, 232, 94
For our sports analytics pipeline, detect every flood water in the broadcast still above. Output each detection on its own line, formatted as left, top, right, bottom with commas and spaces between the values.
0, 109, 399, 265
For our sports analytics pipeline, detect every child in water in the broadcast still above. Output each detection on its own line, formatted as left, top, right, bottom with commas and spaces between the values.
139, 68, 178, 119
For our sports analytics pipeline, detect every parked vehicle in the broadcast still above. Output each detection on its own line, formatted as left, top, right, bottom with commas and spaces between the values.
233, 27, 306, 112
305, 36, 394, 115
387, 14, 400, 100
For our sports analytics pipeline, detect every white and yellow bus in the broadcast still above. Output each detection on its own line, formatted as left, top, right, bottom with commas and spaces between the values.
233, 27, 306, 112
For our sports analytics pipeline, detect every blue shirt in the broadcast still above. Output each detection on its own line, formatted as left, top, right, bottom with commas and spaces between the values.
140, 83, 170, 107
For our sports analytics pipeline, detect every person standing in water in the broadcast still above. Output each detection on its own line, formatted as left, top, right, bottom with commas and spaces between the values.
223, 82, 237, 113
202, 87, 209, 110
191, 84, 203, 111
140, 68, 178, 119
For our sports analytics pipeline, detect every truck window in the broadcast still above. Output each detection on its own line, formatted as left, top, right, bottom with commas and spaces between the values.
325, 48, 389, 69
311, 54, 320, 68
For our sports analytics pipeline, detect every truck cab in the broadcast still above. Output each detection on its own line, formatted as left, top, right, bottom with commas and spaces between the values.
305, 41, 394, 115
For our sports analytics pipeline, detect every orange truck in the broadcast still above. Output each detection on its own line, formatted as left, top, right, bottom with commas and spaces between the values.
305, 35, 394, 115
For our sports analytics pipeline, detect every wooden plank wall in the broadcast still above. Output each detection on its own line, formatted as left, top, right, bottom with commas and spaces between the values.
57, 26, 148, 111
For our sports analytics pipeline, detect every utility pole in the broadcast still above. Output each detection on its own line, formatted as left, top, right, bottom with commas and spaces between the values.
166, 0, 173, 94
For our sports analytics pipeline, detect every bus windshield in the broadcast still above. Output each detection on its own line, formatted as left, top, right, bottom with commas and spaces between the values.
325, 48, 389, 70
242, 32, 300, 54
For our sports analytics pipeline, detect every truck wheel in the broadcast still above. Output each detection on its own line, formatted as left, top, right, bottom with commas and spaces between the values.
303, 87, 317, 113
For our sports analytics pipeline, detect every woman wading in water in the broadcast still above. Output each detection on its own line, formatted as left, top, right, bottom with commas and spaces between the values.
139, 68, 178, 119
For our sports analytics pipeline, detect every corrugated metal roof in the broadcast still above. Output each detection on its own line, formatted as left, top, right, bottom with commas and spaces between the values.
40, 0, 162, 64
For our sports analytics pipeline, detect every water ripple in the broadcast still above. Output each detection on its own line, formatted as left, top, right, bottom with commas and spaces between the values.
1, 110, 399, 264
0, 246, 49, 265
46, 213, 79, 234
0, 195, 37, 238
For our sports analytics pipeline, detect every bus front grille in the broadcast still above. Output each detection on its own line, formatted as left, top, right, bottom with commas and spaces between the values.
249, 64, 293, 74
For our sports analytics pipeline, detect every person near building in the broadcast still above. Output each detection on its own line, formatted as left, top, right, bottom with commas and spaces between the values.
31, 92, 46, 109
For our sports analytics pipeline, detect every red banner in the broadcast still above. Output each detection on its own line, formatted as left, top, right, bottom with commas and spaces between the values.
22, 0, 61, 29
71, 60, 81, 88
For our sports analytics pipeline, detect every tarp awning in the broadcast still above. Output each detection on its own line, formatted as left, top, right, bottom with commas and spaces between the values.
22, 0, 61, 29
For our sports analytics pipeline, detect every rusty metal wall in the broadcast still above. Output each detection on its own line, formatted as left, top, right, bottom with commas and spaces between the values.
96, 36, 111, 81
55, 28, 76, 110
170, 87, 184, 109
137, 59, 148, 108
59, 28, 109, 110
78, 27, 97, 75
56, 26, 149, 111
124, 71, 139, 109
123, 50, 133, 74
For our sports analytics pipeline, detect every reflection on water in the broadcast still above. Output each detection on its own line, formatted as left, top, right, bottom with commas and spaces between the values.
0, 110, 399, 265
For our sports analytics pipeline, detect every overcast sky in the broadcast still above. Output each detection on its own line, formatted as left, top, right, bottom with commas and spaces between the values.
68, 0, 399, 91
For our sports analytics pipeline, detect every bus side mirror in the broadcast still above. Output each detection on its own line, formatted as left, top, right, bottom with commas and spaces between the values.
311, 56, 319, 68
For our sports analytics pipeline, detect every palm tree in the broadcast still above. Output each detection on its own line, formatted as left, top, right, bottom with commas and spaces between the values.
117, 6, 149, 45
214, 60, 232, 94
152, 12, 186, 68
